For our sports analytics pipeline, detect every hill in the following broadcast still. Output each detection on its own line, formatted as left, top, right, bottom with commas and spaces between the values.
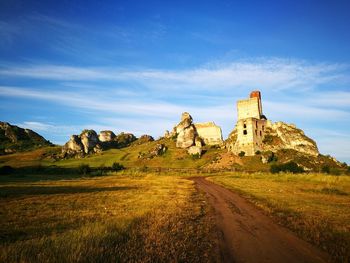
0, 122, 52, 155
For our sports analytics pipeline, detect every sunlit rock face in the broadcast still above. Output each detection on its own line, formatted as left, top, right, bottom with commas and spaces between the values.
98, 130, 116, 142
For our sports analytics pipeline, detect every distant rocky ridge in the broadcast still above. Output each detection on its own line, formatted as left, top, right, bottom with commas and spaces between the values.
61, 129, 154, 158
0, 122, 52, 154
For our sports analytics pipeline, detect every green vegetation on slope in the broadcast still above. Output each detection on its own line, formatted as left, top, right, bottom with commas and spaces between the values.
0, 122, 52, 154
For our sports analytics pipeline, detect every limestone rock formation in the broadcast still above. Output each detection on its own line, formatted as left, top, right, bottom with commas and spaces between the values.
175, 112, 197, 149
176, 112, 193, 133
135, 135, 154, 145
171, 112, 223, 157
62, 135, 84, 156
98, 130, 116, 142
0, 121, 52, 154
227, 121, 319, 157
80, 130, 99, 154
262, 122, 319, 156
115, 132, 137, 148
177, 125, 196, 148
138, 143, 167, 159
62, 129, 137, 158
187, 146, 202, 157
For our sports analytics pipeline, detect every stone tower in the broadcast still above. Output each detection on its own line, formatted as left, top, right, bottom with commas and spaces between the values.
233, 91, 268, 156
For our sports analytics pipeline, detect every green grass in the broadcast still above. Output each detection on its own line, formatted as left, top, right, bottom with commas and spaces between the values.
208, 172, 350, 262
0, 139, 224, 170
0, 173, 219, 262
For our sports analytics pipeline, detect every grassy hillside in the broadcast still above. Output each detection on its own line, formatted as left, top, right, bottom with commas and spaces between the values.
0, 172, 219, 263
0, 122, 52, 154
0, 138, 225, 170
209, 172, 350, 262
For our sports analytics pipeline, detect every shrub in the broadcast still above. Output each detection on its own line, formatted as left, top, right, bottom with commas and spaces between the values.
321, 165, 330, 174
267, 152, 278, 163
329, 168, 341, 176
238, 151, 245, 157
255, 150, 261, 155
0, 165, 14, 175
78, 164, 91, 175
270, 161, 304, 174
191, 153, 201, 160
112, 162, 124, 171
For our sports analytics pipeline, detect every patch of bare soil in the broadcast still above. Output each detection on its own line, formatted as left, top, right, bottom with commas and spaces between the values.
192, 177, 330, 263
205, 152, 242, 170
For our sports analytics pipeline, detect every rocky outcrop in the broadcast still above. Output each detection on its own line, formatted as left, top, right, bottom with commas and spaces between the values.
115, 132, 137, 148
175, 112, 197, 149
138, 143, 167, 159
98, 130, 116, 142
262, 122, 319, 156
226, 121, 319, 157
62, 129, 137, 158
187, 146, 202, 157
177, 125, 196, 148
0, 121, 52, 155
134, 135, 154, 145
80, 130, 99, 154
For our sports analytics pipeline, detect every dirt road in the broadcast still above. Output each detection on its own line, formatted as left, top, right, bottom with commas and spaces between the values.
192, 177, 330, 263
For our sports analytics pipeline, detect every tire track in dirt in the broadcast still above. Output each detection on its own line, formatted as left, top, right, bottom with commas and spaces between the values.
192, 177, 330, 263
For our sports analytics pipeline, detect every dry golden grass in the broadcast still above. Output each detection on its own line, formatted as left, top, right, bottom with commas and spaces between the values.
0, 173, 219, 262
208, 172, 350, 262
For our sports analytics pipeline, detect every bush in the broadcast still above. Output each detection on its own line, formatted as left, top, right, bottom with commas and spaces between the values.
321, 165, 330, 174
267, 152, 278, 163
112, 162, 124, 171
270, 161, 304, 174
0, 165, 14, 175
255, 150, 261, 155
329, 168, 341, 176
238, 151, 245, 157
191, 153, 201, 160
78, 164, 91, 175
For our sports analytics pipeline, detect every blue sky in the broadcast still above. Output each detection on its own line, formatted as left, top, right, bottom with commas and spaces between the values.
0, 0, 350, 162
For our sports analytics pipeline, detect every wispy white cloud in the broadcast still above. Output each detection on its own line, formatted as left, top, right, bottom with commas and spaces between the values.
0, 58, 347, 91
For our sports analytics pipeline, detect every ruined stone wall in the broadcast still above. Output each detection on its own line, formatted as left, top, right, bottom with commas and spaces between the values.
237, 97, 262, 120
233, 118, 267, 155
194, 122, 223, 145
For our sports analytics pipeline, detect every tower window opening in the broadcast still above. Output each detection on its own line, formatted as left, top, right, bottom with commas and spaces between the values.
260, 131, 262, 136
243, 130, 247, 135
243, 123, 247, 128
255, 130, 257, 135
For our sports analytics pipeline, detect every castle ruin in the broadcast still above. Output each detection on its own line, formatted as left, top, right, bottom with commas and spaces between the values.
231, 91, 271, 156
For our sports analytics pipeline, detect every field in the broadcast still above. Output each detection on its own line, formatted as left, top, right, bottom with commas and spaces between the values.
209, 172, 350, 262
0, 172, 219, 263
1, 142, 350, 262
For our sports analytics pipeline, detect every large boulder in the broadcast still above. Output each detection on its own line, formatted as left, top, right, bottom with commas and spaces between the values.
80, 130, 99, 154
98, 130, 116, 142
62, 135, 84, 157
176, 125, 196, 148
187, 146, 202, 157
115, 132, 137, 148
175, 112, 193, 133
